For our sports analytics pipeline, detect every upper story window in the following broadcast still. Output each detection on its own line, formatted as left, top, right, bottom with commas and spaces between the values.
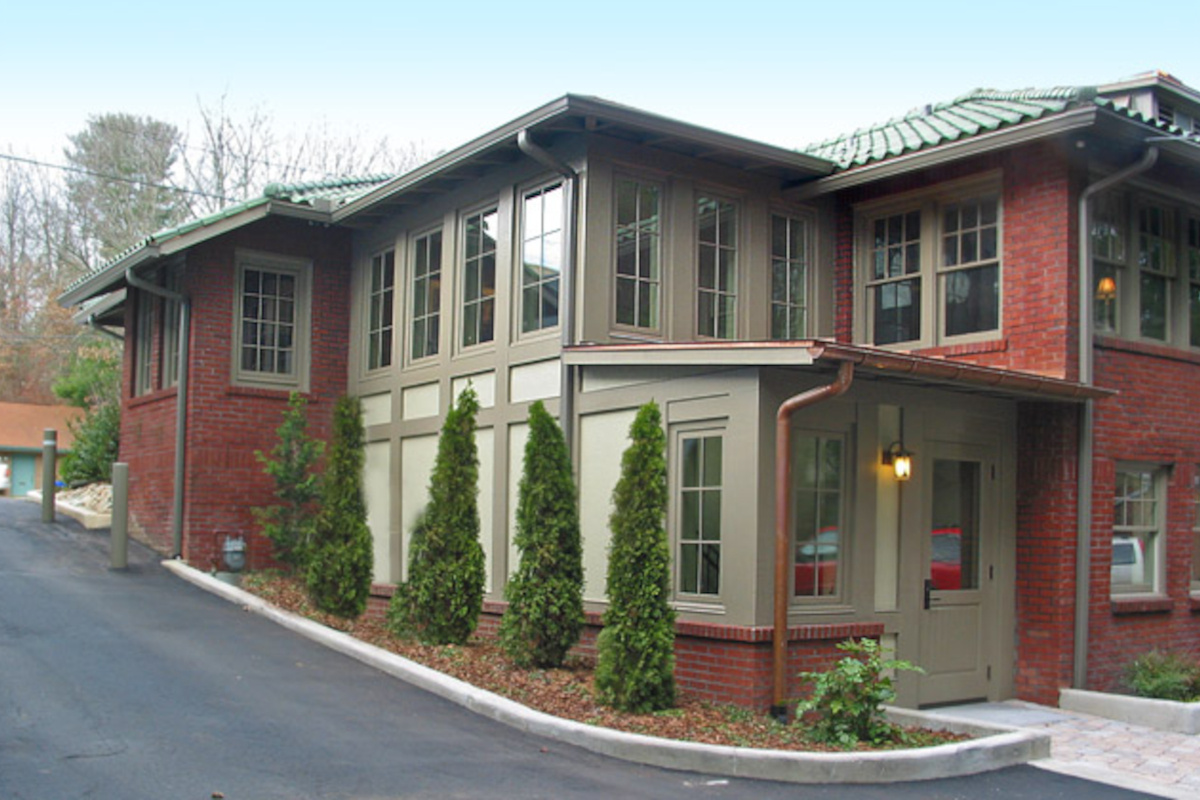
1111, 465, 1165, 597
367, 250, 395, 371
696, 195, 738, 339
771, 214, 811, 340
410, 229, 442, 361
1091, 190, 1200, 349
678, 433, 722, 596
615, 178, 661, 330
461, 209, 497, 348
521, 182, 564, 334
858, 184, 1002, 348
234, 253, 311, 390
793, 433, 843, 600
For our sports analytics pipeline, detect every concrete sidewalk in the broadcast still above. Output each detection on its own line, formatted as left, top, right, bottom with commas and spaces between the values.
935, 701, 1200, 799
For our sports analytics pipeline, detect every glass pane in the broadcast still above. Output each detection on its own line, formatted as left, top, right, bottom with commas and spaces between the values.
466, 217, 481, 260
1191, 285, 1200, 347
703, 437, 722, 486
639, 234, 657, 280
717, 296, 736, 339
702, 491, 721, 541
541, 279, 559, 328
944, 264, 999, 337
682, 492, 700, 541
682, 438, 700, 487
244, 269, 260, 294
640, 185, 658, 222
680, 544, 698, 594
522, 286, 540, 332
718, 202, 736, 247
263, 272, 277, 296
943, 235, 958, 267
464, 261, 479, 302
873, 279, 920, 345
718, 249, 735, 293
482, 254, 495, 296
772, 215, 788, 258
962, 231, 978, 264
463, 304, 478, 347
698, 292, 715, 336
616, 231, 636, 276
772, 260, 788, 303
698, 247, 716, 290
542, 231, 563, 274
616, 277, 634, 326
1140, 273, 1168, 340
931, 459, 980, 591
542, 185, 564, 233
821, 439, 842, 490
981, 227, 997, 260
524, 194, 543, 238
640, 282, 657, 329
616, 180, 636, 226
701, 545, 720, 594
697, 198, 717, 244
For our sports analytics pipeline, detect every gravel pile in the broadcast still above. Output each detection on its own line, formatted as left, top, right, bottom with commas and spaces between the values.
57, 483, 113, 513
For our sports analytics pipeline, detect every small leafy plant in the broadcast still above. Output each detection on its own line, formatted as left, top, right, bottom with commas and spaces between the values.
796, 638, 923, 747
1125, 650, 1200, 702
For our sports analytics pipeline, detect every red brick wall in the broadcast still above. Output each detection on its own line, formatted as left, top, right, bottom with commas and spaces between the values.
119, 216, 352, 567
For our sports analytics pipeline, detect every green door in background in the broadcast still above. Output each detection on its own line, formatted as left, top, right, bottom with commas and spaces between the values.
12, 454, 36, 497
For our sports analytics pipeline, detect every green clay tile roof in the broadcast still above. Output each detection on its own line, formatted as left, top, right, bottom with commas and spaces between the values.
804, 87, 1085, 169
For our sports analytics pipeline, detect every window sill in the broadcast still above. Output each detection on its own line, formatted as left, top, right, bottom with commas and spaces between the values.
1111, 595, 1173, 615
910, 337, 1009, 359
1096, 335, 1200, 366
128, 386, 179, 409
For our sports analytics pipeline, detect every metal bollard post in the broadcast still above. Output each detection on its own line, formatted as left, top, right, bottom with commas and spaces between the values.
41, 429, 57, 523
111, 463, 129, 570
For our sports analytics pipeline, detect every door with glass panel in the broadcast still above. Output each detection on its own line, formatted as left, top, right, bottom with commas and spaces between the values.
917, 444, 997, 706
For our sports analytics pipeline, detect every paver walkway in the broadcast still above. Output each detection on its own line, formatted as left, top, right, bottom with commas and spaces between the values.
939, 701, 1200, 800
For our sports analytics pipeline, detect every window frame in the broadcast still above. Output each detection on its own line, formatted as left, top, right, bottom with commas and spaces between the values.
133, 289, 154, 396
1136, 201, 1177, 342
1110, 464, 1167, 597
770, 210, 815, 341
674, 427, 725, 600
696, 192, 739, 340
459, 205, 499, 351
408, 227, 443, 363
365, 248, 395, 372
518, 179, 565, 338
613, 176, 664, 333
855, 175, 1003, 349
232, 251, 312, 391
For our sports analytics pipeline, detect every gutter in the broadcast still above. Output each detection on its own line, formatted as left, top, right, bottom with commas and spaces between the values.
517, 130, 579, 457
125, 267, 190, 558
1072, 146, 1158, 689
772, 360, 854, 718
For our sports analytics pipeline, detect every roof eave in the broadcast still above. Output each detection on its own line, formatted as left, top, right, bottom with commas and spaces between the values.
794, 107, 1100, 198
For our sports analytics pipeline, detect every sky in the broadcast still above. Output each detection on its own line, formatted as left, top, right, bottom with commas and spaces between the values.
4, 0, 1200, 173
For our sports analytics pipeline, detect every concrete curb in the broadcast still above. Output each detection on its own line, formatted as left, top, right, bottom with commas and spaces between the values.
24, 490, 112, 529
1060, 688, 1200, 734
163, 559, 1050, 784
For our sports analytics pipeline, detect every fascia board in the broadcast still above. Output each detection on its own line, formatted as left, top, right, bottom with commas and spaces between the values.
58, 246, 160, 307
794, 107, 1100, 199
563, 343, 820, 367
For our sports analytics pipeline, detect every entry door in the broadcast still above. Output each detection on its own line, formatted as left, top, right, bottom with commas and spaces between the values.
917, 447, 996, 706
12, 454, 36, 497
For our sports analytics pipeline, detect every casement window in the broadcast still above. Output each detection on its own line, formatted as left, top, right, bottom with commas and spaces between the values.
614, 178, 661, 330
697, 195, 738, 339
771, 213, 811, 340
520, 182, 564, 334
1111, 466, 1165, 596
367, 250, 395, 371
134, 291, 153, 396
161, 267, 181, 388
461, 209, 497, 348
679, 433, 722, 596
410, 229, 442, 361
1192, 469, 1200, 593
1138, 204, 1175, 341
859, 187, 1001, 348
792, 434, 844, 600
234, 254, 311, 389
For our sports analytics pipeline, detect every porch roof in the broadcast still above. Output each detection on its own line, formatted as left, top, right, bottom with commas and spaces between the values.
562, 340, 1114, 403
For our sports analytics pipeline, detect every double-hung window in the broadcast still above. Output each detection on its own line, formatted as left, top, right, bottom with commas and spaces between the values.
771, 214, 811, 340
615, 178, 661, 330
793, 434, 843, 599
235, 254, 311, 389
367, 250, 395, 371
521, 182, 564, 334
462, 209, 497, 348
1111, 466, 1164, 596
697, 195, 737, 339
1138, 204, 1175, 341
860, 185, 1002, 348
410, 230, 442, 361
679, 434, 722, 596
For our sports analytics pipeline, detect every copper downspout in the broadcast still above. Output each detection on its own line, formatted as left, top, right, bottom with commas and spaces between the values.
772, 359, 854, 719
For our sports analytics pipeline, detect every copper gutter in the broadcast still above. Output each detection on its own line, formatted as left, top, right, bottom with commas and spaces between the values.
772, 359, 854, 718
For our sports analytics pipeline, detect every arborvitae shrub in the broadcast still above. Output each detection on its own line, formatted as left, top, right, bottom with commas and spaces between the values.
255, 392, 323, 569
388, 388, 485, 644
305, 396, 373, 618
499, 401, 584, 668
595, 402, 676, 712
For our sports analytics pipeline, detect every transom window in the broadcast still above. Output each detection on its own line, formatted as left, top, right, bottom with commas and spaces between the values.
697, 195, 737, 339
367, 250, 394, 370
240, 268, 297, 377
1111, 466, 1164, 596
860, 187, 1002, 348
771, 214, 810, 340
462, 209, 497, 348
679, 434, 722, 596
615, 179, 661, 329
410, 230, 442, 361
793, 435, 843, 599
521, 183, 564, 334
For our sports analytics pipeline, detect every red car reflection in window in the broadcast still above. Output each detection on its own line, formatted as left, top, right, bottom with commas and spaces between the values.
930, 527, 962, 590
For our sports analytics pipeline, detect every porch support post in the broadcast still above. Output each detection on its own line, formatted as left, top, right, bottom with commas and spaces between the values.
772, 360, 854, 719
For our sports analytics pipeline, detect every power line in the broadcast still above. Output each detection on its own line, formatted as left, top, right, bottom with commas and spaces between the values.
0, 152, 235, 203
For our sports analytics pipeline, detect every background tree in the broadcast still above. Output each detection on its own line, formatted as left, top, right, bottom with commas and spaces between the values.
388, 388, 484, 644
595, 402, 676, 712
255, 393, 324, 569
306, 396, 374, 618
499, 401, 584, 668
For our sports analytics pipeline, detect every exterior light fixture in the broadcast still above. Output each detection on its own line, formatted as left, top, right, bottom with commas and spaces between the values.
882, 442, 912, 481
1096, 276, 1117, 301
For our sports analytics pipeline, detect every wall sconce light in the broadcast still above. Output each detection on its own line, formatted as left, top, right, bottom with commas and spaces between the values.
882, 442, 912, 481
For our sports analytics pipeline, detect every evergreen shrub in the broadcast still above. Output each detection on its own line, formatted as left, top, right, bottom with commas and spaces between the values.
255, 392, 323, 569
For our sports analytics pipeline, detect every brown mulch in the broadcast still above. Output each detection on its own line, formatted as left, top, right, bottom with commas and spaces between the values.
240, 571, 967, 753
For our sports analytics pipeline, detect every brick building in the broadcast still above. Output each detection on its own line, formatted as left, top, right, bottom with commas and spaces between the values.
62, 71, 1200, 709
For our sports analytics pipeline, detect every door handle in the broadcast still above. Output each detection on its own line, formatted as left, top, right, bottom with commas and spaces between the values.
924, 578, 933, 610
